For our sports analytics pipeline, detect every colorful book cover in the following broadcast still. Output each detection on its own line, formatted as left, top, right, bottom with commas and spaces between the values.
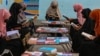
57, 52, 72, 56
39, 46, 57, 53
60, 37, 69, 43
55, 37, 60, 44
37, 39, 46, 44
47, 37, 55, 40
45, 40, 55, 44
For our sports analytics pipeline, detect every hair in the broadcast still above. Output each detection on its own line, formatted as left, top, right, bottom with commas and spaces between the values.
7, 2, 23, 30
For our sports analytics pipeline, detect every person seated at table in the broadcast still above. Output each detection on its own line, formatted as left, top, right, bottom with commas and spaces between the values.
0, 8, 11, 54
79, 9, 100, 56
70, 4, 95, 52
45, 0, 61, 21
7, 2, 31, 39
69, 3, 84, 52
19, 2, 35, 36
45, 0, 62, 37
6, 2, 25, 56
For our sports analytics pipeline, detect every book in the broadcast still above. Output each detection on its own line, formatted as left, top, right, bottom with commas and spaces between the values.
37, 39, 46, 44
39, 47, 57, 54
71, 22, 78, 28
81, 32, 95, 40
60, 37, 69, 43
55, 37, 60, 44
23, 51, 43, 56
57, 52, 72, 56
32, 51, 43, 56
45, 40, 55, 44
47, 37, 55, 40
7, 30, 20, 39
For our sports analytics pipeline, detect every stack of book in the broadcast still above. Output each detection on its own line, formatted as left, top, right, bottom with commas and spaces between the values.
27, 37, 69, 45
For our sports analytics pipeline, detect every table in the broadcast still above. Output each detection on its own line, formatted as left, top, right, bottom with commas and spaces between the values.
36, 27, 69, 37
27, 37, 71, 52
22, 51, 79, 56
41, 21, 66, 25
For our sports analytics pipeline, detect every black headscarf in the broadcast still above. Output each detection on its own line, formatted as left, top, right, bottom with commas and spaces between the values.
7, 2, 23, 30
82, 8, 91, 20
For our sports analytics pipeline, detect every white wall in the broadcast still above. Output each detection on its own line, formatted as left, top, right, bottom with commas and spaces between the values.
0, 0, 14, 9
0, 0, 100, 20
39, 0, 100, 20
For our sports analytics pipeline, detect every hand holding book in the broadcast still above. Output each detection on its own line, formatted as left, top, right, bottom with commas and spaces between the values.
81, 32, 96, 40
71, 22, 82, 30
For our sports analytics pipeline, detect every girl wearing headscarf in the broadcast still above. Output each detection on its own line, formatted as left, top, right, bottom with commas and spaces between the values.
18, 2, 27, 24
45, 0, 62, 37
79, 9, 100, 56
6, 2, 25, 56
70, 3, 84, 52
70, 8, 95, 52
46, 0, 61, 21
19, 2, 35, 36
73, 3, 85, 26
0, 9, 11, 54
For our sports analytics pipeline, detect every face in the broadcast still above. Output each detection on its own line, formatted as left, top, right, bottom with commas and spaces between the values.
51, 1, 58, 9
74, 9, 77, 12
52, 5, 57, 8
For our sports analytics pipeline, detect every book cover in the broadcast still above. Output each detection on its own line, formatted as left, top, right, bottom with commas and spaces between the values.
47, 37, 55, 40
39, 46, 57, 53
45, 40, 55, 44
55, 37, 60, 44
37, 39, 46, 44
7, 30, 20, 39
60, 37, 69, 43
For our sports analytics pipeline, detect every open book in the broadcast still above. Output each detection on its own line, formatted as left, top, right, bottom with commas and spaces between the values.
7, 30, 20, 40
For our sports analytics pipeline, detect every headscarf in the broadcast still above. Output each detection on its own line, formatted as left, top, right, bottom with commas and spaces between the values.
89, 9, 100, 36
20, 2, 27, 11
7, 2, 22, 30
82, 8, 91, 20
0, 9, 11, 37
18, 2, 27, 24
46, 0, 61, 19
73, 3, 85, 25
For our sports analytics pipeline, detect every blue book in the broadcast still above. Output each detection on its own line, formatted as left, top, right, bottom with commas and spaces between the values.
39, 46, 57, 53
55, 37, 60, 44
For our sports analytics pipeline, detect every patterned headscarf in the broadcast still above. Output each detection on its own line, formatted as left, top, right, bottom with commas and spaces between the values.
89, 9, 100, 36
